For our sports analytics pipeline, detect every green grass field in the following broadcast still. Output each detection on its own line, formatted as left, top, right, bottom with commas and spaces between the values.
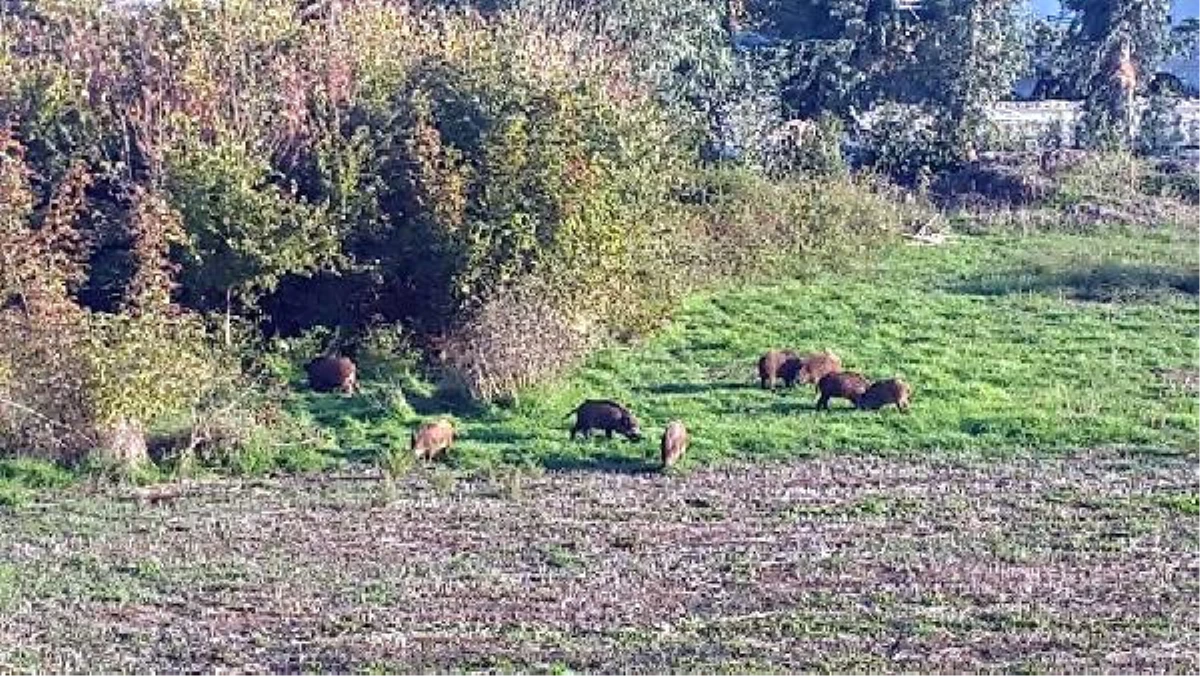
289, 229, 1199, 474
2, 227, 1197, 674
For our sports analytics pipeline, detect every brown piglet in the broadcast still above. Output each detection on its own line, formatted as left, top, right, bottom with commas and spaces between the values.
411, 419, 455, 461
857, 378, 912, 412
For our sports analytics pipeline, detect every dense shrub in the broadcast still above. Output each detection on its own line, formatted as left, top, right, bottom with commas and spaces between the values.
164, 140, 341, 319
678, 168, 913, 280
0, 132, 233, 466
352, 42, 684, 331
854, 104, 955, 189
0, 0, 920, 420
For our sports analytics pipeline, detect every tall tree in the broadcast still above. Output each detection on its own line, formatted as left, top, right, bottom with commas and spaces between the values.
928, 0, 1028, 162
1065, 0, 1171, 148
752, 0, 1025, 166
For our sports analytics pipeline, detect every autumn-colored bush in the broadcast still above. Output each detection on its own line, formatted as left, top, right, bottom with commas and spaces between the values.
0, 0, 916, 412
0, 134, 233, 466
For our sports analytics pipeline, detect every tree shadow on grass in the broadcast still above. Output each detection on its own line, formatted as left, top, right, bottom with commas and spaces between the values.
638, 381, 761, 395
541, 448, 661, 475
293, 381, 482, 425
732, 398, 857, 417
951, 263, 1199, 302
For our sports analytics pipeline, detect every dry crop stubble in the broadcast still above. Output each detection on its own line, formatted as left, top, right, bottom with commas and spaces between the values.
0, 452, 1195, 673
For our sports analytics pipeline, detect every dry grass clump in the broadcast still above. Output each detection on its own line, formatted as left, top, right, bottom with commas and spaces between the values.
439, 282, 597, 402
943, 151, 1200, 233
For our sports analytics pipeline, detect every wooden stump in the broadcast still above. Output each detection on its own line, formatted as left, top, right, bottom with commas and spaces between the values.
92, 417, 149, 468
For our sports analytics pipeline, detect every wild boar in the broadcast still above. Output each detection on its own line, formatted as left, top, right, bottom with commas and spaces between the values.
660, 420, 689, 469
306, 355, 358, 395
816, 371, 870, 410
857, 378, 912, 412
792, 351, 843, 388
567, 399, 643, 441
411, 419, 455, 461
758, 349, 799, 390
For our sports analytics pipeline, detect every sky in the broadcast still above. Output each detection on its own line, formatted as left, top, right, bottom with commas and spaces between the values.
1029, 0, 1199, 23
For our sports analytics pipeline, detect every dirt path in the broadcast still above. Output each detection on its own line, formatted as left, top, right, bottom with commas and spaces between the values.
1, 452, 1196, 674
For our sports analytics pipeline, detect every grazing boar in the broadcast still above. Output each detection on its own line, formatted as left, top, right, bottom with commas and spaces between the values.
816, 372, 870, 410
306, 355, 358, 395
411, 419, 455, 461
758, 349, 799, 390
567, 400, 643, 441
792, 351, 843, 388
660, 420, 689, 469
857, 378, 912, 412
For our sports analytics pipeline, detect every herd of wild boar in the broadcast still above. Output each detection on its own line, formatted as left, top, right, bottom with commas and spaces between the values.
305, 348, 910, 471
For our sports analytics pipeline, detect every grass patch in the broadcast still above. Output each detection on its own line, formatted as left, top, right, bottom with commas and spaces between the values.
0, 457, 74, 489
0, 478, 32, 510
286, 230, 1196, 471
0, 562, 17, 610
1156, 493, 1199, 515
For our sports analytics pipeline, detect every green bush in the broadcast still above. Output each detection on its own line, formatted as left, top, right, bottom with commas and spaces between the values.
858, 104, 956, 188
352, 36, 685, 326
0, 457, 73, 489
165, 140, 342, 315
0, 0, 918, 418
677, 167, 913, 281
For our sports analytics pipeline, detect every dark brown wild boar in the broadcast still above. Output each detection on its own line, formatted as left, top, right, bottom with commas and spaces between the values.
857, 378, 912, 412
567, 400, 643, 441
816, 372, 870, 410
660, 420, 688, 469
306, 355, 358, 395
758, 349, 799, 389
411, 419, 455, 461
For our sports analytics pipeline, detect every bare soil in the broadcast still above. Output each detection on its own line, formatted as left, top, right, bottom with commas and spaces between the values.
1, 451, 1196, 674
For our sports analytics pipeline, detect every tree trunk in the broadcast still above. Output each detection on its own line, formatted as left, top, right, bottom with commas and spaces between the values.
224, 287, 233, 348
91, 417, 149, 469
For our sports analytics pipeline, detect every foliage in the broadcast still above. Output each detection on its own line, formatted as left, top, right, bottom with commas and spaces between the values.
750, 0, 1027, 177
353, 44, 684, 330
165, 141, 340, 313
0, 131, 236, 465
855, 104, 950, 187
1066, 0, 1172, 149
679, 167, 911, 279
1137, 90, 1185, 153
927, 0, 1028, 162
512, 0, 735, 122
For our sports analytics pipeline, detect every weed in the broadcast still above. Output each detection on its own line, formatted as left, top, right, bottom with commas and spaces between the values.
373, 474, 399, 507
0, 479, 30, 509
429, 466, 457, 495
377, 445, 414, 480
538, 543, 582, 571
1156, 493, 1199, 515
0, 457, 73, 489
0, 562, 18, 610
